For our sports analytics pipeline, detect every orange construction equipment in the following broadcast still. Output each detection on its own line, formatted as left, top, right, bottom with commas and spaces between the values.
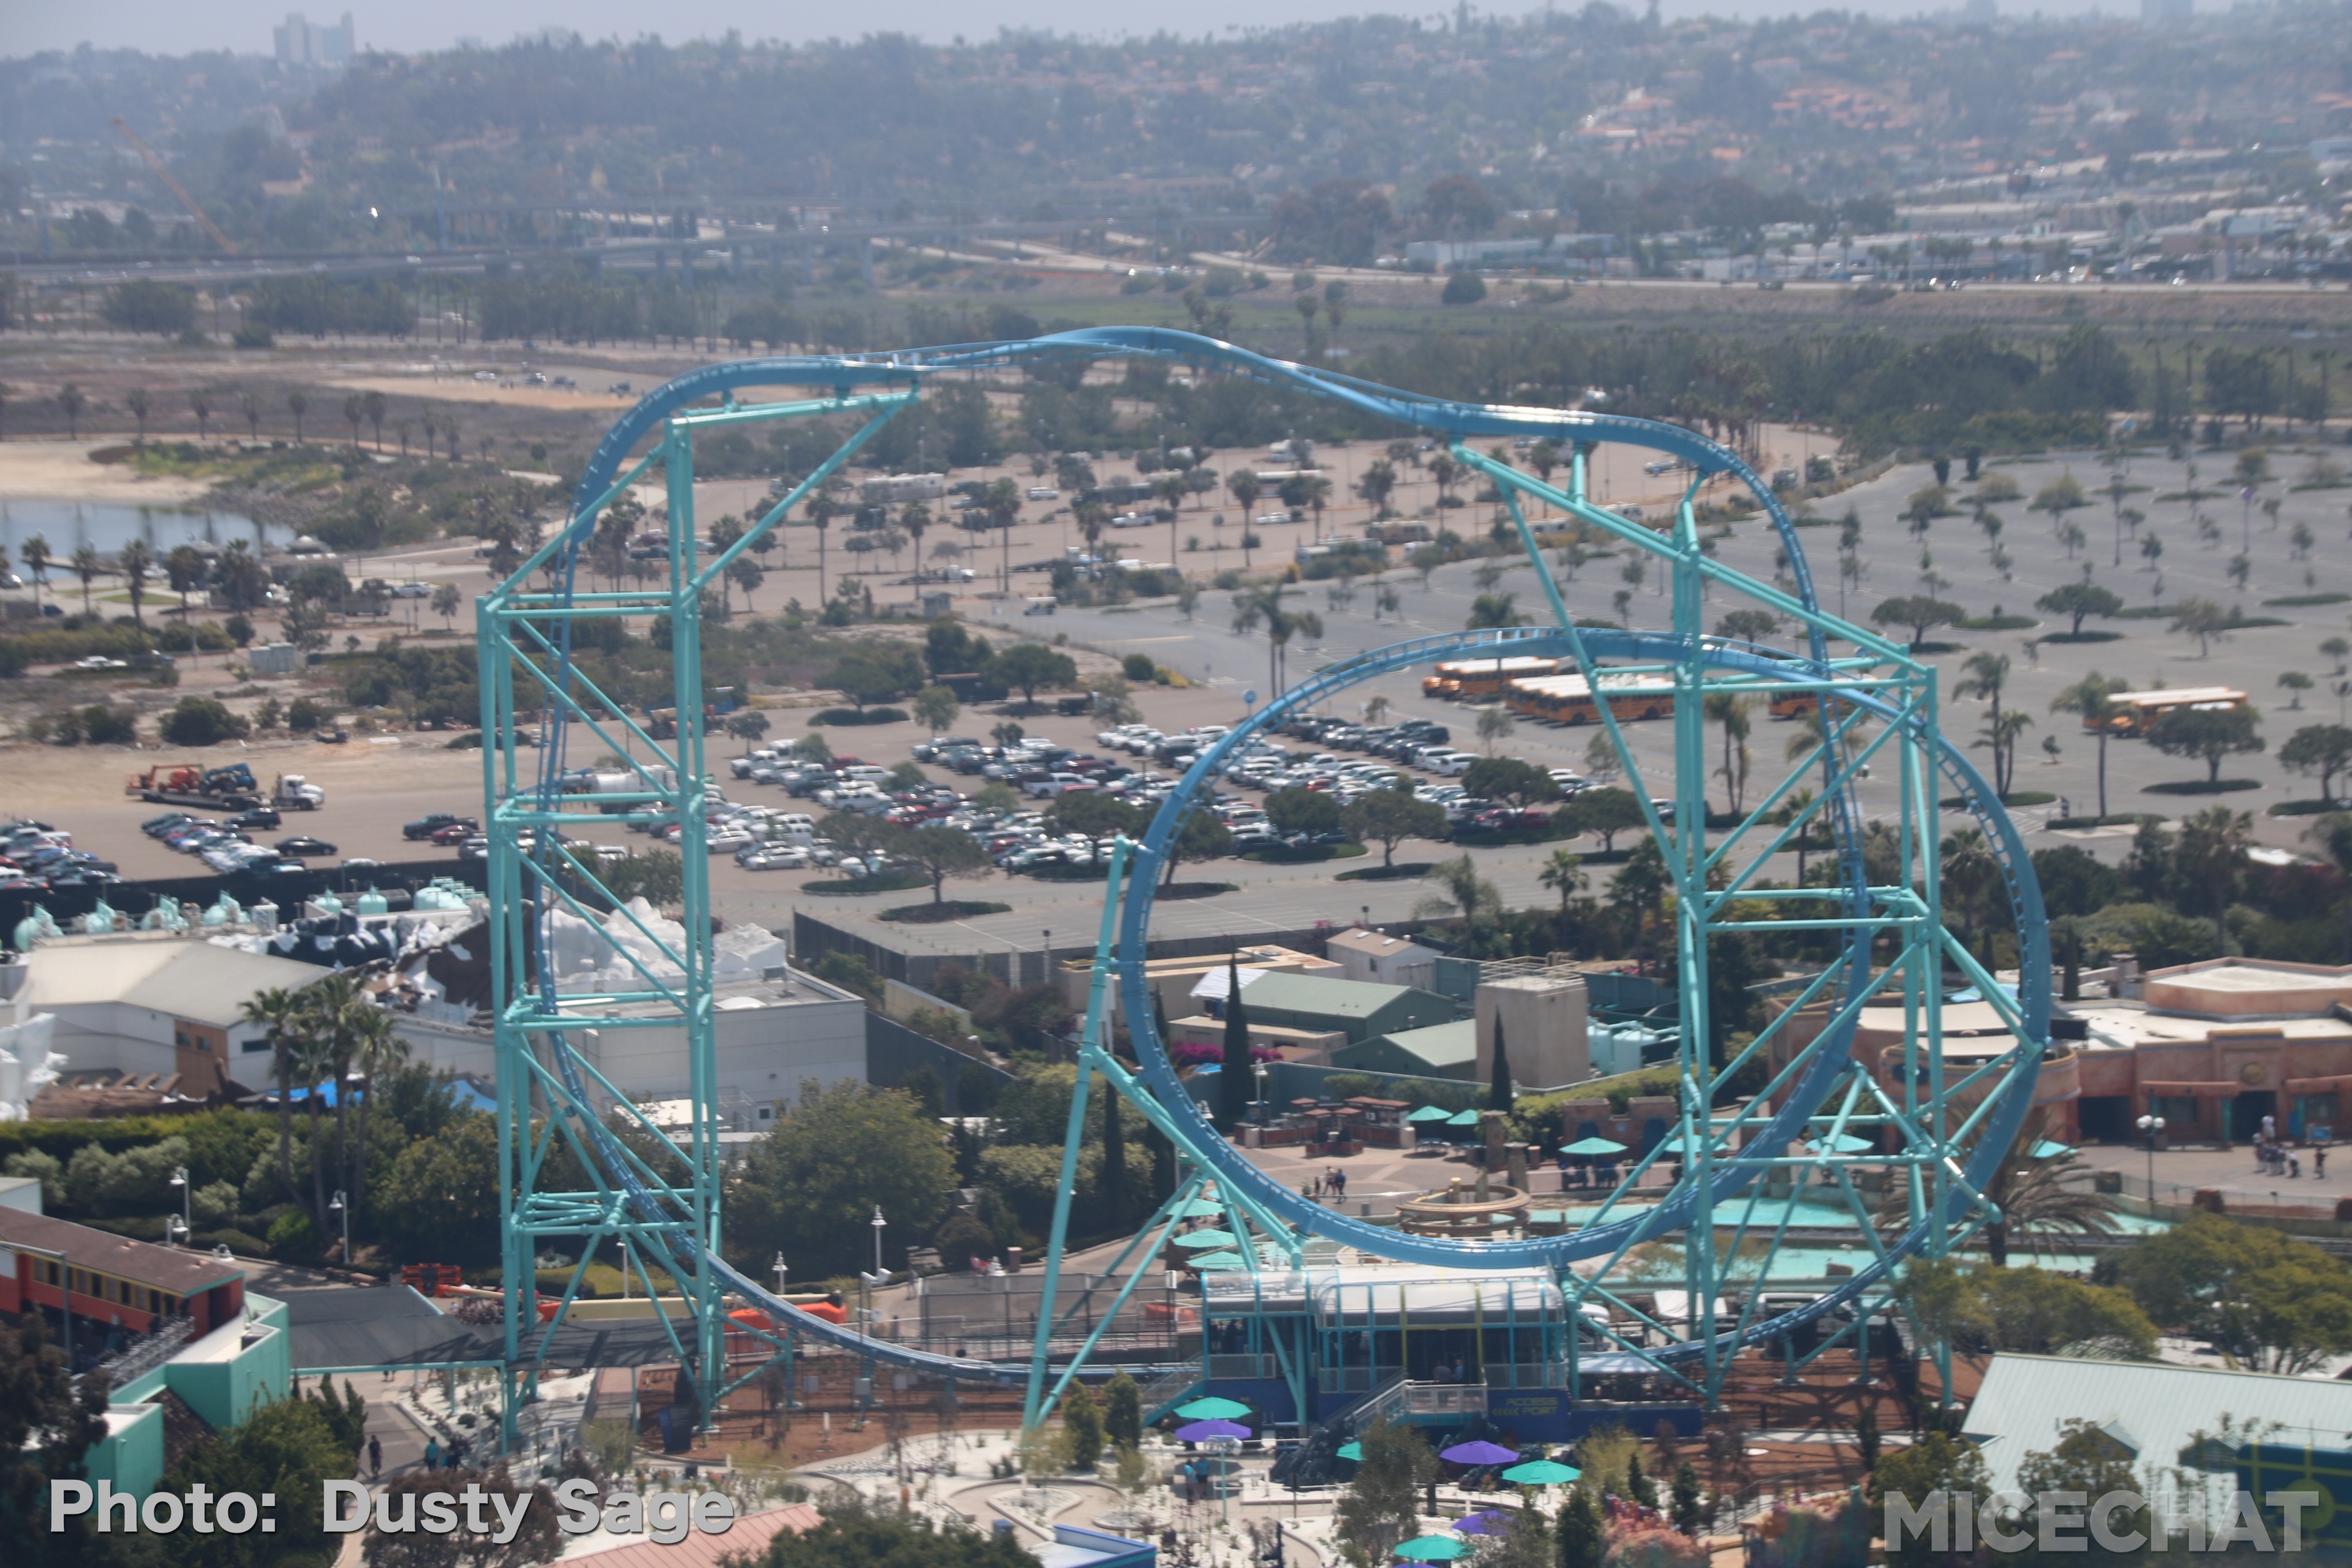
112, 119, 237, 255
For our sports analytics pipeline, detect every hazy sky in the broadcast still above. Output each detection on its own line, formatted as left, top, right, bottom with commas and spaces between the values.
7, 0, 2129, 60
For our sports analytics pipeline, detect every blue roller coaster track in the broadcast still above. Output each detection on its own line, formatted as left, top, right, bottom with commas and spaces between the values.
476, 328, 2049, 1443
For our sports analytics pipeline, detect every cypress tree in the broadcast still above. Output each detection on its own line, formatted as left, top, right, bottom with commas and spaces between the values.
1219, 953, 1254, 1131
1101, 1075, 1125, 1215
1558, 1486, 1603, 1568
1489, 1015, 1515, 1112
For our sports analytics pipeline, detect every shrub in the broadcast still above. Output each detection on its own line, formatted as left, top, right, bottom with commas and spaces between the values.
286, 696, 328, 731
159, 695, 251, 746
267, 1208, 321, 1258
230, 323, 274, 349
1442, 270, 1488, 305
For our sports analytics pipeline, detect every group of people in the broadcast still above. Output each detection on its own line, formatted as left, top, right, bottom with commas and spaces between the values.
418, 1433, 473, 1472
2253, 1114, 2327, 1179
1306, 1167, 1349, 1201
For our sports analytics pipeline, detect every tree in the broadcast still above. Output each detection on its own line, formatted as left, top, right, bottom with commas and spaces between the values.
125, 387, 152, 444
758, 1494, 1034, 1568
117, 538, 152, 627
1558, 1486, 1604, 1568
365, 1465, 560, 1568
1474, 703, 1516, 753
2015, 1421, 2149, 1561
431, 582, 462, 630
1462, 757, 1559, 808
165, 542, 206, 616
1102, 1370, 1143, 1450
68, 544, 101, 614
1218, 954, 1254, 1132
2176, 804, 2254, 953
732, 1079, 954, 1278
161, 695, 250, 746
169, 1391, 361, 1568
1265, 786, 1344, 837
2167, 596, 2233, 658
1704, 691, 1754, 814
18, 534, 48, 612
1561, 786, 1646, 853
2050, 671, 2127, 818
902, 826, 993, 906
1868, 595, 1964, 650
1059, 1384, 1105, 1471
2030, 472, 2087, 514
1539, 848, 1588, 910
994, 642, 1078, 708
2144, 703, 2263, 785
721, 709, 770, 753
1334, 1418, 1437, 1565
1669, 1461, 1708, 1537
1871, 1433, 1992, 1568
188, 387, 213, 441
828, 644, 927, 711
0, 1313, 109, 1566
1162, 811, 1235, 888
2281, 724, 2352, 802
1488, 1016, 1513, 1112
363, 390, 388, 451
1230, 583, 1322, 696
342, 393, 365, 447
2107, 1213, 2352, 1374
373, 1113, 500, 1264
914, 684, 962, 734
2035, 579, 2123, 637
1466, 591, 1526, 629
603, 848, 684, 909
55, 384, 85, 440
1344, 785, 1445, 869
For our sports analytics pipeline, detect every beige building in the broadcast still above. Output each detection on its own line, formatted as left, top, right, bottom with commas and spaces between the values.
1324, 929, 1443, 992
1474, 972, 1590, 1091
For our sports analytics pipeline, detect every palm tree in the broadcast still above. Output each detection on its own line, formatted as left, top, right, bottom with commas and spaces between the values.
20, 534, 50, 612
1939, 826, 2002, 958
1230, 583, 1323, 698
2049, 671, 2126, 819
1539, 848, 1588, 910
363, 390, 388, 451
1414, 853, 1504, 935
1226, 468, 1261, 527
188, 388, 212, 442
342, 394, 365, 448
343, 1001, 405, 1240
56, 383, 86, 440
2177, 804, 2252, 956
1955, 651, 2016, 796
240, 987, 305, 1214
118, 539, 153, 627
165, 545, 205, 617
1879, 1113, 2118, 1266
1704, 692, 1753, 815
69, 545, 102, 614
902, 502, 931, 583
125, 388, 152, 445
287, 390, 307, 444
241, 390, 261, 441
806, 492, 841, 602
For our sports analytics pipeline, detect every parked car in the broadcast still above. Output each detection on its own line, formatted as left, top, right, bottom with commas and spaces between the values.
277, 836, 338, 856
405, 813, 471, 840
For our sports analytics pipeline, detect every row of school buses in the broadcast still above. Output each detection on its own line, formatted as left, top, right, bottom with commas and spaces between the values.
1421, 657, 2246, 739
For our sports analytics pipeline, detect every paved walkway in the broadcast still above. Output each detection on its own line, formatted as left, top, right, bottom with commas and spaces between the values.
2071, 1138, 2347, 1213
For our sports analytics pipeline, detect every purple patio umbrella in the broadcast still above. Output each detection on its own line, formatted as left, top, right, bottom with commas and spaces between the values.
1452, 1510, 1515, 1535
1176, 1419, 1252, 1442
1439, 1439, 1520, 1467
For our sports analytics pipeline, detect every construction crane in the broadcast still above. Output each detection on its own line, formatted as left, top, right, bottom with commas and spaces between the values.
112, 118, 236, 255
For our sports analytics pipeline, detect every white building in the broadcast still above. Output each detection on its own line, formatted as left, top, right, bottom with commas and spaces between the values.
1324, 929, 1443, 993
273, 12, 354, 66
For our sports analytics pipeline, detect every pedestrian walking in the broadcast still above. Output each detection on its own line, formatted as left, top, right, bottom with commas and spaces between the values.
423, 1437, 440, 1471
2318, 1147, 2328, 1179
368, 1433, 382, 1479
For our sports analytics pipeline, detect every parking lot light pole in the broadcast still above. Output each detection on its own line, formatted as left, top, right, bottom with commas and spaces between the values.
2136, 1113, 2165, 1198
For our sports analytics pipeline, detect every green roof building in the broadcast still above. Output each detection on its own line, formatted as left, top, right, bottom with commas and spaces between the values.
1234, 971, 1457, 1045
1332, 1019, 1480, 1080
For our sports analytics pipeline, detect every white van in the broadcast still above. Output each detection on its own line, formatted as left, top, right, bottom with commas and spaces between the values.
835, 764, 890, 784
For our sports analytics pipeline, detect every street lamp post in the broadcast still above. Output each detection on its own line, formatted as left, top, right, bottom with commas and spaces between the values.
773, 1251, 789, 1298
169, 1164, 190, 1243
2136, 1112, 2165, 1198
328, 1189, 348, 1265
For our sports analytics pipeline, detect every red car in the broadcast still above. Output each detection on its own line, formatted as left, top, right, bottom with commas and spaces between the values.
430, 821, 477, 845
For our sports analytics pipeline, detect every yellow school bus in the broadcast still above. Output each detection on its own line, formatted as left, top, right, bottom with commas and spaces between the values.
1423, 655, 1563, 700
2095, 687, 2248, 738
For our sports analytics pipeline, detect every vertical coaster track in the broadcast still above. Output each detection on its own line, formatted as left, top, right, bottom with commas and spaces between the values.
477, 329, 2048, 1439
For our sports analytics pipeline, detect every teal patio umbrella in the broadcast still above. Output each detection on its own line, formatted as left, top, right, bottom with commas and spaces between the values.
1406, 1105, 1455, 1123
1502, 1460, 1581, 1486
1395, 1536, 1471, 1562
1177, 1397, 1253, 1421
1446, 1109, 1482, 1127
1335, 1442, 1364, 1461
1175, 1229, 1240, 1248
1186, 1250, 1249, 1270
1560, 1136, 1625, 1156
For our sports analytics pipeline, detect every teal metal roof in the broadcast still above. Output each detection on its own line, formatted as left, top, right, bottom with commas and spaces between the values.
1964, 1352, 2352, 1495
